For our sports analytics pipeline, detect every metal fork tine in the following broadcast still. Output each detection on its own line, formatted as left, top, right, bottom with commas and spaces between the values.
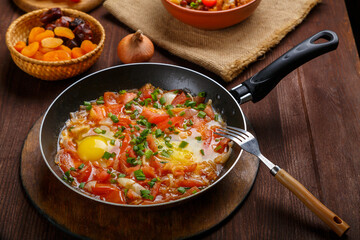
218, 127, 248, 141
222, 126, 254, 138
217, 129, 245, 142
214, 131, 244, 146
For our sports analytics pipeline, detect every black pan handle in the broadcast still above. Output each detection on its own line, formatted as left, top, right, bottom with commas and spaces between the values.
230, 30, 339, 104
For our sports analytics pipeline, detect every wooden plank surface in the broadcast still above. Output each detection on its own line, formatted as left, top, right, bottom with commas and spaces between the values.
0, 0, 359, 239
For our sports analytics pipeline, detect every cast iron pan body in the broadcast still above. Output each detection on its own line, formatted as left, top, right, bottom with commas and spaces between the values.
40, 30, 338, 207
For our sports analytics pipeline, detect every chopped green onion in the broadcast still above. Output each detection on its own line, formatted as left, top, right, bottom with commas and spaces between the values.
119, 90, 126, 94
177, 187, 186, 194
167, 109, 174, 117
200, 149, 205, 155
79, 182, 85, 189
118, 173, 126, 178
185, 100, 196, 107
159, 97, 166, 105
195, 136, 202, 141
78, 163, 85, 170
168, 120, 172, 125
198, 92, 206, 97
110, 139, 115, 145
96, 99, 104, 105
93, 128, 103, 134
125, 102, 132, 110
179, 141, 188, 148
197, 111, 206, 118
134, 169, 146, 181
140, 189, 154, 200
165, 104, 174, 110
188, 120, 194, 126
165, 141, 173, 148
196, 103, 206, 111
214, 145, 222, 152
108, 113, 119, 123
179, 111, 185, 116
153, 102, 160, 109
145, 150, 154, 159
70, 167, 76, 171
103, 152, 116, 160
110, 179, 117, 184
155, 129, 163, 138
214, 114, 219, 121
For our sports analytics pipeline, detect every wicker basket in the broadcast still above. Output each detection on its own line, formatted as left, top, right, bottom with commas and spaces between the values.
5, 8, 105, 81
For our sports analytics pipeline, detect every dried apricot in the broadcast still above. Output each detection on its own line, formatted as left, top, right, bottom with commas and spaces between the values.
43, 50, 71, 61
28, 27, 45, 44
14, 41, 26, 52
34, 30, 55, 42
54, 27, 75, 39
33, 51, 44, 60
21, 42, 39, 57
39, 47, 55, 54
71, 47, 86, 58
80, 40, 97, 53
57, 45, 72, 55
41, 37, 63, 48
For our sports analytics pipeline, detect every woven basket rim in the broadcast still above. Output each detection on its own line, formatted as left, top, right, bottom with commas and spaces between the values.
6, 8, 105, 66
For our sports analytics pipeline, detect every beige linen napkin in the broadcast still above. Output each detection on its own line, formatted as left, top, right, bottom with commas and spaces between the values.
104, 0, 320, 82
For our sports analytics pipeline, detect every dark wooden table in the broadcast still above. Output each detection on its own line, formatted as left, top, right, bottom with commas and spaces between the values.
0, 0, 359, 239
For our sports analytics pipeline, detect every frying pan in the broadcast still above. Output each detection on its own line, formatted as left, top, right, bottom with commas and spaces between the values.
40, 30, 338, 208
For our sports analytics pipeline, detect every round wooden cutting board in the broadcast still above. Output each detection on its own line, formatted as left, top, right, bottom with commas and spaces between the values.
13, 0, 103, 12
20, 116, 259, 239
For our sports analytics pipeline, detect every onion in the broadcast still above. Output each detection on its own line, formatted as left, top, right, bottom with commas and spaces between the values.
117, 30, 154, 63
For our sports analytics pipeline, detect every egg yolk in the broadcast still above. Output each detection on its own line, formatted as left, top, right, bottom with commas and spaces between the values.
77, 136, 108, 161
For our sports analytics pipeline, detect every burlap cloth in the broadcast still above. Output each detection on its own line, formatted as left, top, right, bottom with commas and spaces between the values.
103, 0, 321, 82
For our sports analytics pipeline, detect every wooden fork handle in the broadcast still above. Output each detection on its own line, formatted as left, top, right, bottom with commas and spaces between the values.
275, 169, 350, 236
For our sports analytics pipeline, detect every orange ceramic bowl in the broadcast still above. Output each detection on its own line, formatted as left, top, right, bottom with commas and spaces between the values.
161, 0, 261, 30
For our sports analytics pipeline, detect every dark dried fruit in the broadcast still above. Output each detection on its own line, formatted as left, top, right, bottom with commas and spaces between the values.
64, 38, 80, 49
69, 18, 85, 30
55, 16, 74, 28
39, 8, 63, 25
44, 23, 57, 31
73, 23, 93, 42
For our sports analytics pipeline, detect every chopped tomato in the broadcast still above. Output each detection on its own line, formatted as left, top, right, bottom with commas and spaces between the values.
139, 84, 154, 100
202, 0, 217, 7
141, 108, 169, 124
151, 181, 161, 197
126, 189, 141, 200
106, 188, 126, 203
184, 163, 197, 172
76, 162, 94, 182
204, 105, 215, 119
104, 92, 118, 105
96, 170, 111, 182
146, 134, 158, 153
194, 96, 205, 104
125, 165, 141, 175
171, 92, 188, 105
107, 104, 123, 115
142, 166, 156, 178
178, 179, 205, 187
58, 151, 75, 172
89, 105, 106, 122
156, 116, 184, 130
118, 92, 137, 104
215, 138, 230, 153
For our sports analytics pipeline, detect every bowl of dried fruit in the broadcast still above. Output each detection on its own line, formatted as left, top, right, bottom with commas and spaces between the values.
6, 8, 105, 81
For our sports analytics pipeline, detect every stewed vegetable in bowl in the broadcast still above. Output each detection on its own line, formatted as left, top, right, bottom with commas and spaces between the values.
161, 0, 261, 30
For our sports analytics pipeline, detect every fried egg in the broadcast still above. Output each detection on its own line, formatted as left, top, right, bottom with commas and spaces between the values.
77, 136, 109, 161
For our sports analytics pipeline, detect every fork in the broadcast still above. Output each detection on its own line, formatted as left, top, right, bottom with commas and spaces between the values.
216, 126, 350, 236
